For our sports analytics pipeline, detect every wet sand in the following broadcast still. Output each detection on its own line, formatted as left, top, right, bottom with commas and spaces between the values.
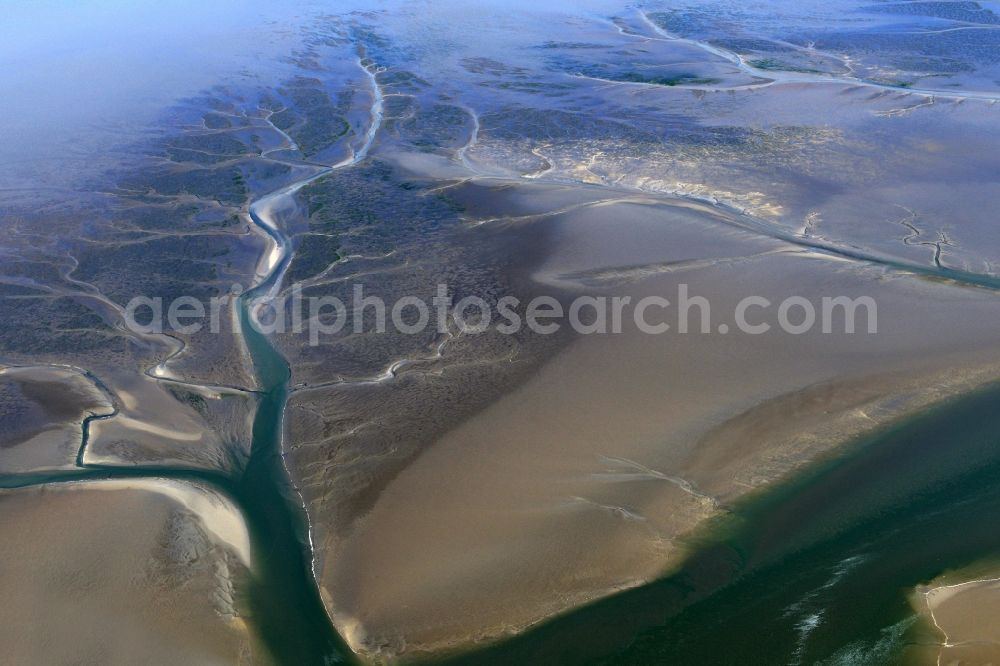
0, 479, 263, 665
315, 184, 1000, 657
912, 565, 1000, 665
0, 366, 114, 474
84, 371, 255, 474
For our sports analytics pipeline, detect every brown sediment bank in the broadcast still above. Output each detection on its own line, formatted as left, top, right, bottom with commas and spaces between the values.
285, 175, 1000, 658
912, 562, 1000, 665
0, 365, 114, 473
84, 371, 255, 475
0, 479, 264, 665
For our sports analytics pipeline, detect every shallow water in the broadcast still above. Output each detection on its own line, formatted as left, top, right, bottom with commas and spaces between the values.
236, 286, 352, 665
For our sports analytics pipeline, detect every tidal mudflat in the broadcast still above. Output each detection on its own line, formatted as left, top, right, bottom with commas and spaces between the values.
316, 183, 1000, 657
5, 0, 1000, 663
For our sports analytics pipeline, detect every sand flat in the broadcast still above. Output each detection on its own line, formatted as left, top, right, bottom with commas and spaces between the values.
0, 479, 263, 666
0, 366, 114, 474
914, 566, 1000, 664
316, 193, 1000, 657
85, 371, 254, 474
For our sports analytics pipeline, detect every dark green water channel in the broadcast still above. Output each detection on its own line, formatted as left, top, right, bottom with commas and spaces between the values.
0, 297, 351, 666
448, 381, 1000, 665
235, 296, 351, 665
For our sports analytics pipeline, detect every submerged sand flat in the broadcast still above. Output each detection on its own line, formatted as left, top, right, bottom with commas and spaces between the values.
0, 479, 262, 666
315, 186, 1000, 656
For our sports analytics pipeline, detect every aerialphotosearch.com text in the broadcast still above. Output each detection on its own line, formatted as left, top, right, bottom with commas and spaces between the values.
124, 283, 878, 344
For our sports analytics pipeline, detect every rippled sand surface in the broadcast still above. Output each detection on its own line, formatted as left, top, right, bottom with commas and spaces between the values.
0, 481, 262, 665
319, 187, 1000, 655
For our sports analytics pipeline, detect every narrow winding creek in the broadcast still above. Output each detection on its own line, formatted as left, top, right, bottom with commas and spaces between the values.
0, 56, 391, 666
229, 58, 386, 657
